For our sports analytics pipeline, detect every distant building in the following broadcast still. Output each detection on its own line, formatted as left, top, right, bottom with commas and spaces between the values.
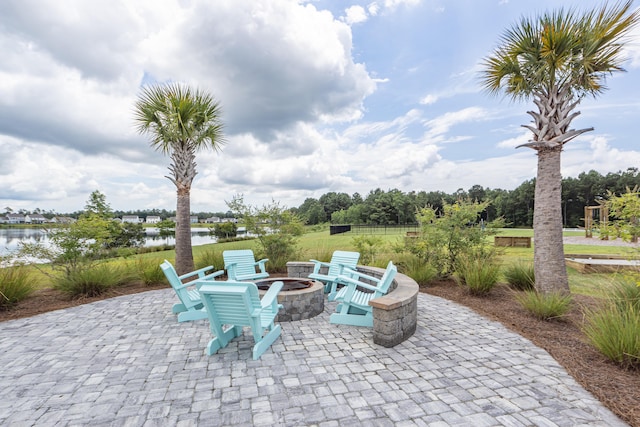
204, 217, 220, 223
0, 216, 7, 224
122, 215, 141, 223
221, 217, 238, 223
52, 216, 76, 224
25, 214, 46, 224
145, 216, 161, 224
190, 216, 199, 224
7, 214, 25, 224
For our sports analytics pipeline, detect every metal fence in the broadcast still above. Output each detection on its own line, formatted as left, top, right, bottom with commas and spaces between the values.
330, 224, 420, 235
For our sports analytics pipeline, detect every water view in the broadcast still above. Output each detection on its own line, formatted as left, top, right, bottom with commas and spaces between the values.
0, 227, 217, 258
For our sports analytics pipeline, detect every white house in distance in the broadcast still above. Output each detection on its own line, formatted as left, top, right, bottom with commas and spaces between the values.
145, 216, 161, 224
122, 215, 141, 223
25, 214, 46, 224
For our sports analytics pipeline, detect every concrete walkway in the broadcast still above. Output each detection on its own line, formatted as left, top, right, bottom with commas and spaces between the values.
0, 289, 626, 426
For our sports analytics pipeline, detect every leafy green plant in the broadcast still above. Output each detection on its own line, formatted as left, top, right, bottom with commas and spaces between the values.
454, 252, 501, 295
515, 291, 572, 320
503, 261, 535, 291
0, 266, 34, 309
583, 302, 640, 370
351, 235, 385, 265
258, 234, 299, 273
53, 263, 130, 298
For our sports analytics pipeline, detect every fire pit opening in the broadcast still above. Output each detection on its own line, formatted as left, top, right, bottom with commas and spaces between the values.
255, 278, 313, 291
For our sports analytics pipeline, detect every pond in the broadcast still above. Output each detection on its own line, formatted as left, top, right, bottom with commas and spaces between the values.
0, 227, 218, 258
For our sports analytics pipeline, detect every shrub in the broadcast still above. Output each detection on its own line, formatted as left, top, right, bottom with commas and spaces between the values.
515, 291, 572, 320
136, 258, 168, 286
503, 261, 535, 291
258, 234, 299, 273
351, 235, 385, 265
53, 263, 130, 298
455, 252, 501, 295
0, 266, 34, 309
583, 303, 640, 370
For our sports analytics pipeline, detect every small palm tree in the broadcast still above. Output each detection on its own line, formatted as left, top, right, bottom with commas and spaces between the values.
481, 1, 638, 294
134, 83, 224, 274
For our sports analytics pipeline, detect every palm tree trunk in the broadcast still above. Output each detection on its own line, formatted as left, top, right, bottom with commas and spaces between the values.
175, 187, 194, 275
533, 148, 570, 294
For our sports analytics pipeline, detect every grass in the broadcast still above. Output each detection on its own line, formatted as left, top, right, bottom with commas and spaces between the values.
0, 265, 34, 309
503, 261, 535, 291
454, 253, 501, 295
514, 291, 573, 320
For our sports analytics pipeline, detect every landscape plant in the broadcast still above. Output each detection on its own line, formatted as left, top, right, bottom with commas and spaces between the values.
53, 262, 131, 298
514, 290, 573, 320
454, 250, 501, 295
396, 254, 437, 286
227, 195, 304, 273
481, 1, 639, 295
405, 198, 500, 278
136, 258, 168, 286
0, 265, 33, 309
195, 249, 225, 272
351, 235, 385, 265
134, 83, 225, 275
503, 261, 535, 291
604, 187, 640, 243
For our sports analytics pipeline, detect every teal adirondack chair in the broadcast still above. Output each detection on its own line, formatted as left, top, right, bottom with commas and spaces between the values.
223, 249, 269, 281
160, 260, 224, 322
330, 261, 397, 328
198, 280, 284, 360
309, 250, 361, 301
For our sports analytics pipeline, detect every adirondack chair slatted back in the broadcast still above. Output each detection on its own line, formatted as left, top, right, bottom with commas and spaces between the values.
376, 261, 398, 296
161, 261, 195, 308
327, 251, 360, 276
223, 249, 268, 281
203, 284, 260, 331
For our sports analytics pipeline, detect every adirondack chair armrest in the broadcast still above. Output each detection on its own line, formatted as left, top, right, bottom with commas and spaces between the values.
309, 259, 330, 274
260, 280, 283, 310
195, 270, 224, 288
255, 258, 269, 272
179, 265, 215, 281
340, 267, 380, 284
336, 274, 380, 292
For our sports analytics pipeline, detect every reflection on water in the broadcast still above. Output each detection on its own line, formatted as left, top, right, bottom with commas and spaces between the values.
0, 227, 217, 257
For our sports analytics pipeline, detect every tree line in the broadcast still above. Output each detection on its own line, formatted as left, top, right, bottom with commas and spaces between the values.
292, 167, 640, 228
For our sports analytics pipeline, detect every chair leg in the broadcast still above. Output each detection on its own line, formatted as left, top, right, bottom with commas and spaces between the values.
252, 325, 281, 360
172, 302, 187, 314
207, 325, 243, 356
329, 312, 374, 327
177, 308, 208, 322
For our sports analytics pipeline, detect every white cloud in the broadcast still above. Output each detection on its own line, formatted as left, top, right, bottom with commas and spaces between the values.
343, 5, 369, 25
419, 94, 438, 105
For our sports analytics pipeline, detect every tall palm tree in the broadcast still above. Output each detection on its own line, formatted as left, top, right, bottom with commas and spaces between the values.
134, 83, 225, 274
481, 1, 638, 294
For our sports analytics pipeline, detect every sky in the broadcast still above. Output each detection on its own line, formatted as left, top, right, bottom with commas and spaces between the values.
1, 0, 640, 214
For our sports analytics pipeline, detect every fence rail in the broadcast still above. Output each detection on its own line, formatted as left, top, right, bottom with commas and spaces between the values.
330, 224, 420, 235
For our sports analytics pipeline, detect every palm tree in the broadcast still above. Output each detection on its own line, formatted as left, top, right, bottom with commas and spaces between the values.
481, 1, 638, 294
134, 83, 225, 274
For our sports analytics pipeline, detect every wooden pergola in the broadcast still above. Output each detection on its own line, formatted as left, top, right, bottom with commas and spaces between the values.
584, 205, 608, 238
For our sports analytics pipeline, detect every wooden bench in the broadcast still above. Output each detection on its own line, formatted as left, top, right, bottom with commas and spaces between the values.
287, 261, 419, 347
494, 236, 532, 248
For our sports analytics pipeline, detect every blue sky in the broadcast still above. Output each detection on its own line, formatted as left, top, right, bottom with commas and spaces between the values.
1, 0, 639, 214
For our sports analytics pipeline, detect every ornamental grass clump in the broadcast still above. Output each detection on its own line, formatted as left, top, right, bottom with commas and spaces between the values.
397, 254, 437, 286
136, 258, 168, 286
0, 265, 34, 309
454, 252, 501, 296
195, 249, 224, 272
582, 277, 640, 369
515, 290, 572, 320
54, 263, 131, 298
503, 261, 535, 291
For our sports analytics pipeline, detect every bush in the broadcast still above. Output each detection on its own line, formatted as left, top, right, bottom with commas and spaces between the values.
583, 303, 640, 370
136, 258, 168, 286
352, 235, 385, 265
0, 266, 34, 309
397, 254, 437, 286
455, 252, 501, 295
503, 261, 535, 291
53, 263, 130, 298
259, 234, 299, 273
515, 291, 572, 320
